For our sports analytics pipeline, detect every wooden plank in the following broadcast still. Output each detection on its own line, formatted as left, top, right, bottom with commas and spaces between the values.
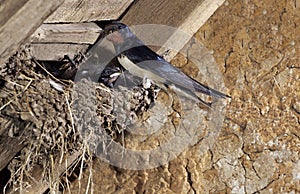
122, 0, 226, 60
122, 0, 206, 26
159, 0, 226, 61
8, 151, 82, 194
30, 43, 89, 61
29, 23, 102, 61
0, 137, 25, 171
0, 0, 64, 65
30, 0, 225, 61
30, 23, 102, 44
45, 0, 134, 23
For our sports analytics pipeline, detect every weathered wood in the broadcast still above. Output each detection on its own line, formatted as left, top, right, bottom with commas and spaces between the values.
30, 43, 89, 61
122, 0, 226, 60
0, 137, 25, 171
45, 0, 134, 23
158, 0, 226, 60
24, 0, 132, 61
0, 0, 64, 65
30, 0, 225, 61
30, 23, 102, 44
9, 151, 82, 194
123, 0, 205, 26
29, 23, 102, 61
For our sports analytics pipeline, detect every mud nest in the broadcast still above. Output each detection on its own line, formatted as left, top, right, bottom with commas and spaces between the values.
0, 47, 159, 193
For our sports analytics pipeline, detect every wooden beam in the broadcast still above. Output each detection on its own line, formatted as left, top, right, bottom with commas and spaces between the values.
30, 23, 102, 44
28, 0, 134, 61
29, 23, 102, 60
0, 137, 25, 171
0, 0, 64, 65
122, 0, 206, 26
28, 0, 225, 62
30, 43, 89, 61
158, 0, 226, 60
8, 151, 82, 194
122, 0, 226, 60
45, 0, 134, 23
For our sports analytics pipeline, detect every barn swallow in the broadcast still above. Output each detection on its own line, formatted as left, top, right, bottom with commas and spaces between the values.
103, 22, 230, 106
99, 58, 124, 88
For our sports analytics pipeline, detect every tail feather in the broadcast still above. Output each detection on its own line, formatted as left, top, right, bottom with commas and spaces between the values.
192, 80, 230, 99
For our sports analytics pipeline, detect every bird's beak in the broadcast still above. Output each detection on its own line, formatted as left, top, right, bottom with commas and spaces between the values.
106, 31, 124, 44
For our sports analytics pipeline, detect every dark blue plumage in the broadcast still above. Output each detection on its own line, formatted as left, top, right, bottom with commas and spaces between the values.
103, 22, 230, 106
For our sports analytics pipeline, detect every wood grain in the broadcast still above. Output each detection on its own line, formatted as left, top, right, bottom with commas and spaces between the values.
30, 43, 89, 61
0, 137, 25, 171
45, 0, 134, 23
122, 0, 205, 26
30, 0, 225, 61
29, 23, 102, 61
30, 23, 102, 44
122, 0, 226, 60
9, 151, 82, 194
158, 0, 226, 60
0, 0, 64, 65
30, 0, 133, 61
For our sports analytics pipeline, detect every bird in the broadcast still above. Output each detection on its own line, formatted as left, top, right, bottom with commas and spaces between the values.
102, 21, 230, 107
99, 58, 124, 88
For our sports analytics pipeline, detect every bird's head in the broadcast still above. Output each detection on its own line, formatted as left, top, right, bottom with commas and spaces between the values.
103, 22, 132, 44
103, 22, 143, 53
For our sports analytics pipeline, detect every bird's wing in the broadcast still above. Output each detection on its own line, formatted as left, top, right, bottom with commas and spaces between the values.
122, 46, 192, 85
122, 45, 161, 63
123, 47, 193, 87
122, 46, 229, 98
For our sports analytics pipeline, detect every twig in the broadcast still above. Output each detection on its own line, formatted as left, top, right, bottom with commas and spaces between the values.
85, 166, 92, 194
0, 77, 33, 111
6, 80, 24, 88
95, 85, 111, 93
32, 58, 67, 85
65, 158, 72, 194
65, 93, 76, 136
79, 144, 86, 180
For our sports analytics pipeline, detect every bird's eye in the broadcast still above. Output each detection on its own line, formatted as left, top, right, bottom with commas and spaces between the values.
118, 25, 123, 30
108, 29, 113, 34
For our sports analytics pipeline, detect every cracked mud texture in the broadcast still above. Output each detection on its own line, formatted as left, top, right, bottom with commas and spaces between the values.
69, 0, 299, 193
